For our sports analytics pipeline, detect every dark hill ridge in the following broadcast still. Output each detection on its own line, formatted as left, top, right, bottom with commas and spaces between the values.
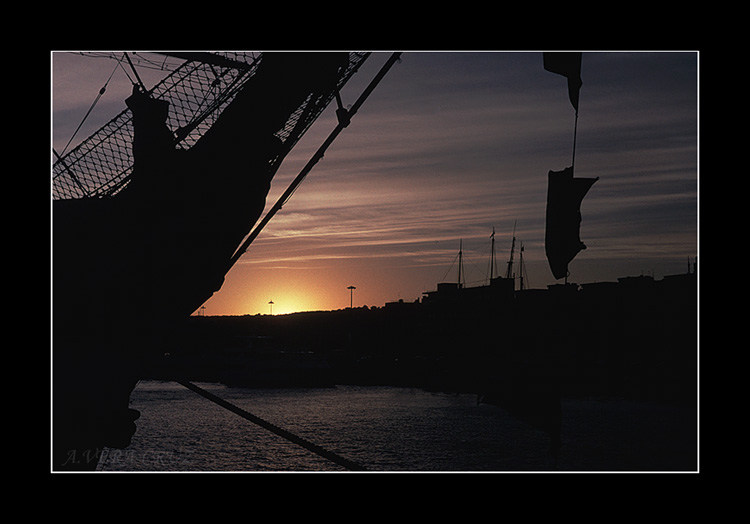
151, 272, 697, 405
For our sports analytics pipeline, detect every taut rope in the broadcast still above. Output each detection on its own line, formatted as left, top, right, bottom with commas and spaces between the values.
177, 380, 367, 471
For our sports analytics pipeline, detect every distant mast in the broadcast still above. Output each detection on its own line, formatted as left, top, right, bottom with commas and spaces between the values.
489, 227, 500, 282
505, 220, 517, 281
458, 239, 465, 289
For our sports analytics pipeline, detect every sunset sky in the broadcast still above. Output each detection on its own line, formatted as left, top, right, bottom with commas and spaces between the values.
52, 51, 699, 316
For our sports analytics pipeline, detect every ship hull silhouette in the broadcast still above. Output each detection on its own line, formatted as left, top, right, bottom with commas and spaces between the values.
52, 52, 363, 470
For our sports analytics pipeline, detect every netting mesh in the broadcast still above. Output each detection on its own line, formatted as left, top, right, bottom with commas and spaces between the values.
53, 52, 370, 200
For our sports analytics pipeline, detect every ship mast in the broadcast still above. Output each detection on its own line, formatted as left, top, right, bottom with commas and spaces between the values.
458, 239, 465, 289
505, 220, 517, 280
490, 227, 497, 281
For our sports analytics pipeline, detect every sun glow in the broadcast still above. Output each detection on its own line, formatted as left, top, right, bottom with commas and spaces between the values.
265, 294, 317, 316
202, 265, 356, 316
244, 284, 323, 316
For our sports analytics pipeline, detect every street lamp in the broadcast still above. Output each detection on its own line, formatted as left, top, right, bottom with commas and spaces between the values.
347, 285, 356, 309
268, 300, 274, 315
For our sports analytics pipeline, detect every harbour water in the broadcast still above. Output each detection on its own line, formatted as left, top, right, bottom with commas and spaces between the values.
97, 380, 698, 473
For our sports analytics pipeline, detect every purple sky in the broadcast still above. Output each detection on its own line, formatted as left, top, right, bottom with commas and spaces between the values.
52, 51, 698, 315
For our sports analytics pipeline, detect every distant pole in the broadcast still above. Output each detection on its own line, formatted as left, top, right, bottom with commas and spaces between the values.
347, 286, 356, 309
200, 305, 206, 317
268, 300, 274, 315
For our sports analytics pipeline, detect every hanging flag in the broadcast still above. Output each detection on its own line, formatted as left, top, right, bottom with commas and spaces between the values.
543, 52, 583, 112
545, 166, 598, 280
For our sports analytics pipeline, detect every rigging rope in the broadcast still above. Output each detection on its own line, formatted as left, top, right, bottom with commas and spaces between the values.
177, 380, 367, 471
438, 249, 461, 283
226, 52, 402, 271
60, 59, 121, 157
53, 52, 369, 200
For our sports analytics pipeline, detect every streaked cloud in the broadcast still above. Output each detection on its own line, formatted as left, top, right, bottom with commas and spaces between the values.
52, 51, 698, 314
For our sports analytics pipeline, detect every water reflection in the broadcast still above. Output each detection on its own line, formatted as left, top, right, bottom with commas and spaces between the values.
98, 381, 697, 472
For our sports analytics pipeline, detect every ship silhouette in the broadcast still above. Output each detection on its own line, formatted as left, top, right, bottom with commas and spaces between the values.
51, 52, 653, 471
52, 52, 399, 470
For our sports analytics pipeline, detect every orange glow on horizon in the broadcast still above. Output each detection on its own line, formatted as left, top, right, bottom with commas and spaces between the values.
199, 263, 374, 316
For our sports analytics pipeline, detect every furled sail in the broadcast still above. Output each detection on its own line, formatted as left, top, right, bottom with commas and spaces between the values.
545, 166, 598, 280
543, 52, 583, 112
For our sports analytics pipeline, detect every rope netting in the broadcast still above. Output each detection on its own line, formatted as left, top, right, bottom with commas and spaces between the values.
53, 52, 370, 201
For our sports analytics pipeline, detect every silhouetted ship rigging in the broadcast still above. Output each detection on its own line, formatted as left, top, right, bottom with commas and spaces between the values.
52, 51, 401, 470
54, 52, 376, 324
52, 51, 667, 471
421, 225, 526, 309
